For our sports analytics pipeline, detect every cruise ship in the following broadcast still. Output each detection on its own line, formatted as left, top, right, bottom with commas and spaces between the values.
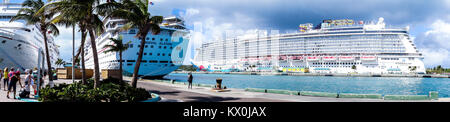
193, 17, 426, 74
0, 2, 59, 71
84, 16, 190, 78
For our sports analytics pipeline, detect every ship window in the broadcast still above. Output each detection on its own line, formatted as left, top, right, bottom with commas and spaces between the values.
158, 46, 161, 49
1, 40, 5, 43
127, 60, 135, 62
129, 44, 133, 48
144, 53, 147, 55
168, 54, 171, 56
151, 45, 154, 48
164, 46, 166, 49
162, 53, 165, 56
145, 45, 148, 48
165, 39, 168, 41
160, 38, 163, 41
142, 60, 148, 63
149, 60, 158, 63
146, 37, 149, 40
149, 53, 152, 55
160, 61, 169, 63
152, 38, 155, 40
157, 53, 160, 56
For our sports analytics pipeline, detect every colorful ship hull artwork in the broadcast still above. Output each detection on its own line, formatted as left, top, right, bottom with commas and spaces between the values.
193, 18, 426, 74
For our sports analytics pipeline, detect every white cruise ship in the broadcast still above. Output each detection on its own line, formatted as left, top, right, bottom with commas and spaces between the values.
193, 18, 426, 74
84, 16, 190, 78
0, 2, 59, 71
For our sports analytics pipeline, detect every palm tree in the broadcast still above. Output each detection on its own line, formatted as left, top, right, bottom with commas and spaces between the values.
43, 0, 108, 88
100, 0, 163, 88
11, 0, 59, 84
103, 35, 130, 82
55, 58, 66, 68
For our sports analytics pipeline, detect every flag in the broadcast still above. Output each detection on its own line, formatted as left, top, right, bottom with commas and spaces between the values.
149, 1, 154, 5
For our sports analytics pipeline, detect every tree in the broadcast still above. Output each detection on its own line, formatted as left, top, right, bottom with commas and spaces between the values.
11, 0, 59, 84
103, 35, 130, 82
99, 0, 163, 88
55, 58, 66, 68
44, 0, 109, 88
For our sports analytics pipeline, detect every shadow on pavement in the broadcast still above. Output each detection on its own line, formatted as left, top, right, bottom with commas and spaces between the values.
184, 96, 241, 102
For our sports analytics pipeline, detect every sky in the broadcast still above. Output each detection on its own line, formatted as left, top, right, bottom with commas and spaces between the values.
3, 0, 450, 68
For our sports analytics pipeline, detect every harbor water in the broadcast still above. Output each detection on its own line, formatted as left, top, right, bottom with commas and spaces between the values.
163, 73, 450, 98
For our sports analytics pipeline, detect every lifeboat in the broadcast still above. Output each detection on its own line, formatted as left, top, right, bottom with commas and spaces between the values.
361, 56, 377, 61
322, 56, 337, 61
339, 56, 355, 61
279, 56, 287, 60
307, 56, 320, 61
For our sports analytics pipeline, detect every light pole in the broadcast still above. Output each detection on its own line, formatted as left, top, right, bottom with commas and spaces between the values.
72, 25, 75, 83
36, 48, 43, 98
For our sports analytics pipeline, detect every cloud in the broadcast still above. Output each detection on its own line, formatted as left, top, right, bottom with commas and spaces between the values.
421, 48, 450, 67
415, 19, 450, 67
54, 26, 81, 61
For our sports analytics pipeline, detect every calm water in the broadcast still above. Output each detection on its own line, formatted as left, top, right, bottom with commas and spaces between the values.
163, 73, 450, 97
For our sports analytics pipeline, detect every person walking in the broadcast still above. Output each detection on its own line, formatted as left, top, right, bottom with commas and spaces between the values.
6, 71, 23, 99
0, 69, 2, 90
187, 73, 193, 89
2, 67, 8, 91
20, 69, 34, 98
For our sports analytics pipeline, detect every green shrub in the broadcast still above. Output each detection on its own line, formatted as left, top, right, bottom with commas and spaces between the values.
39, 78, 151, 102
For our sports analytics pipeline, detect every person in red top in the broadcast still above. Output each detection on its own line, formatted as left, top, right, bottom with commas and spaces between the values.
6, 71, 23, 99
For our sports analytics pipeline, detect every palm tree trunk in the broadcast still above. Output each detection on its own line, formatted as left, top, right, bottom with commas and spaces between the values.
42, 30, 53, 82
80, 31, 87, 84
119, 51, 123, 82
88, 28, 100, 88
131, 37, 146, 88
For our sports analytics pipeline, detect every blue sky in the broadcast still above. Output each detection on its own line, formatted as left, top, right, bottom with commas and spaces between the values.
4, 0, 450, 68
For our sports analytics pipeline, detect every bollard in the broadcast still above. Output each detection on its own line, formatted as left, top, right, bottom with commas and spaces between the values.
429, 91, 439, 100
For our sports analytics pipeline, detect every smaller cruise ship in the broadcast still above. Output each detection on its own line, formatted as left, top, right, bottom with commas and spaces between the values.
84, 16, 190, 78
